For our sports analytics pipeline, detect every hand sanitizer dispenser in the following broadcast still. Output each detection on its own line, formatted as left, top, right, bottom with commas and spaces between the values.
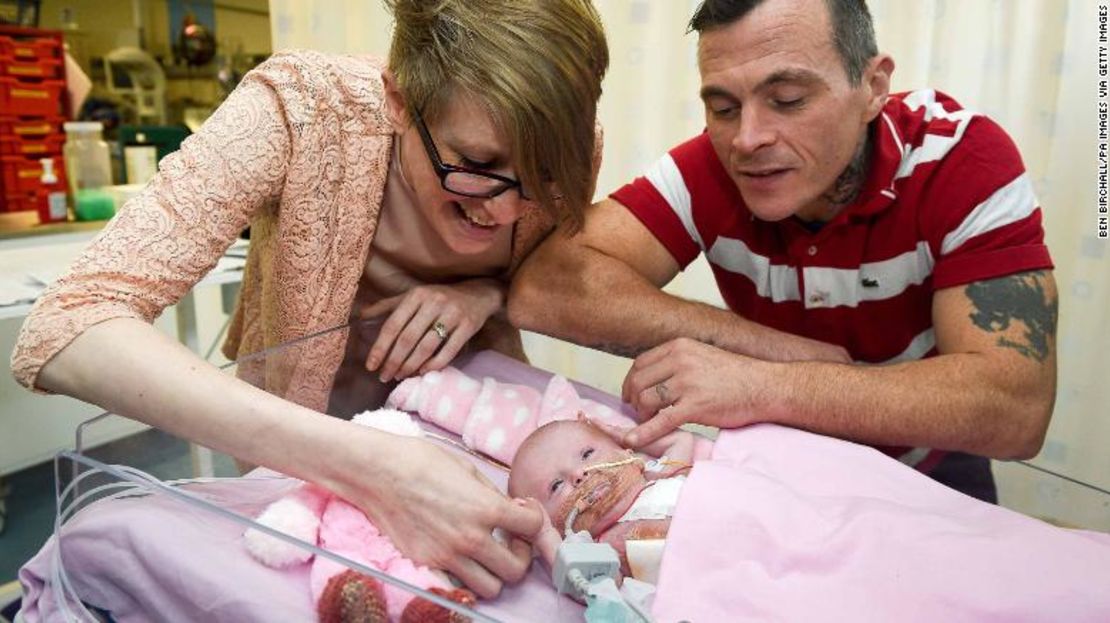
37, 158, 68, 224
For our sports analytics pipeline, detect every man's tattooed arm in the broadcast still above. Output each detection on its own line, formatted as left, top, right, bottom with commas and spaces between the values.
965, 270, 1058, 362
584, 341, 647, 359
585, 334, 724, 360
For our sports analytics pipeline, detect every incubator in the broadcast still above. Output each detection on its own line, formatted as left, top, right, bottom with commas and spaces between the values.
13, 320, 1110, 622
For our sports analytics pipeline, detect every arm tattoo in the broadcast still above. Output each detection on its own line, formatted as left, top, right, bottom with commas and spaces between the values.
966, 271, 1058, 362
588, 332, 723, 359
585, 342, 646, 359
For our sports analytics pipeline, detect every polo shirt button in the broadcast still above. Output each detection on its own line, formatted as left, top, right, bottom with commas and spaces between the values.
807, 245, 818, 256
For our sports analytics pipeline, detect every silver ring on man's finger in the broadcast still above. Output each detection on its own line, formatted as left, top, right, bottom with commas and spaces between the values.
655, 381, 671, 406
431, 320, 449, 341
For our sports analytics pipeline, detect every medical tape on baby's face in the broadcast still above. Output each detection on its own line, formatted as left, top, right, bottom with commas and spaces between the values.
554, 454, 645, 534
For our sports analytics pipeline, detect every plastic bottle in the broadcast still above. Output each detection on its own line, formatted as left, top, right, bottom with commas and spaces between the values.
37, 157, 68, 224
123, 131, 158, 184
63, 121, 116, 221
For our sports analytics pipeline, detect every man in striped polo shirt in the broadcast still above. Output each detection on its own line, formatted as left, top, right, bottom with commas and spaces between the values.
509, 0, 1057, 502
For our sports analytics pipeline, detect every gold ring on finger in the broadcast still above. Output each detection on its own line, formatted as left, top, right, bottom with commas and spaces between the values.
655, 381, 671, 406
431, 320, 449, 340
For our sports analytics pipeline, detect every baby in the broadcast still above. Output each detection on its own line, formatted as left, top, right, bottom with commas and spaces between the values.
386, 366, 714, 584
507, 418, 714, 584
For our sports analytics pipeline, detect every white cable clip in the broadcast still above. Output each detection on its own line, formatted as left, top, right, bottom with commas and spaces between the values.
553, 541, 621, 600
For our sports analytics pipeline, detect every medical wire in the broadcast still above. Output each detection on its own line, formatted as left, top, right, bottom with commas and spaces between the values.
567, 568, 654, 623
50, 459, 100, 622
566, 568, 593, 598
582, 455, 642, 474
564, 506, 581, 538
202, 313, 233, 361
625, 593, 655, 623
1017, 461, 1110, 496
425, 432, 509, 472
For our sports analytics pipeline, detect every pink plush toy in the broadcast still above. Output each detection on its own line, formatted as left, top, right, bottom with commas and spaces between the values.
243, 409, 473, 622
386, 367, 637, 465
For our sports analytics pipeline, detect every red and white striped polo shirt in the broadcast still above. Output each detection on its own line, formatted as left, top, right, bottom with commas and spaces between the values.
611, 89, 1054, 470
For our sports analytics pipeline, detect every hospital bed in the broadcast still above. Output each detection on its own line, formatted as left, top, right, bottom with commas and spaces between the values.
10, 321, 1110, 622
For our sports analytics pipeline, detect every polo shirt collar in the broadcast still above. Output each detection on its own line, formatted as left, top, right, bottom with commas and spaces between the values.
842, 105, 905, 220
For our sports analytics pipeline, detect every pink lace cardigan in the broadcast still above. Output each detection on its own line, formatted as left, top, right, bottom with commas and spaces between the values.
11, 51, 593, 411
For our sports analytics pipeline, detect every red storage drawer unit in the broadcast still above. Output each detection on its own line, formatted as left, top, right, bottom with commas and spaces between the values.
0, 132, 64, 156
0, 55, 64, 80
0, 33, 62, 63
0, 77, 65, 116
0, 116, 64, 136
0, 26, 69, 226
1, 154, 45, 194
0, 155, 65, 196
1, 190, 37, 213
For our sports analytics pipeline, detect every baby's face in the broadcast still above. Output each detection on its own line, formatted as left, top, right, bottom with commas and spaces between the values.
510, 421, 647, 537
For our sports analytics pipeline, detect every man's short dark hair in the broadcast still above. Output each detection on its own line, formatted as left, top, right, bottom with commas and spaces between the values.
688, 0, 878, 85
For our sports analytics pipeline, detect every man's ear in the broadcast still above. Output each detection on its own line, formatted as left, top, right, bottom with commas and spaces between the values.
862, 54, 895, 121
382, 68, 409, 133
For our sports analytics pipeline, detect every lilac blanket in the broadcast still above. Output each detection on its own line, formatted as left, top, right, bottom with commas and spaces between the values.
654, 425, 1110, 622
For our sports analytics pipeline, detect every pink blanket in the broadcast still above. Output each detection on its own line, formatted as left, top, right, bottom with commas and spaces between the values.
654, 424, 1110, 622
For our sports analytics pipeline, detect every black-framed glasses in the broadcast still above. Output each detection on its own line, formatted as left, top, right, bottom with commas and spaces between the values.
412, 108, 531, 200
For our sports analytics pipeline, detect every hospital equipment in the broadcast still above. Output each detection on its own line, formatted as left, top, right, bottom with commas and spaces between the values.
553, 518, 653, 623
102, 47, 166, 125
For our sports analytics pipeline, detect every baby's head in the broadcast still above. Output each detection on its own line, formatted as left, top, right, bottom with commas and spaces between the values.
508, 419, 647, 537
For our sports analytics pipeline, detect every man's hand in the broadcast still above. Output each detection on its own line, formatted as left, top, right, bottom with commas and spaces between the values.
590, 416, 701, 471
347, 435, 539, 599
619, 338, 780, 448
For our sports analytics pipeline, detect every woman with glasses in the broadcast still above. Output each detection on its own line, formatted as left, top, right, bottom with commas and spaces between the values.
11, 0, 607, 601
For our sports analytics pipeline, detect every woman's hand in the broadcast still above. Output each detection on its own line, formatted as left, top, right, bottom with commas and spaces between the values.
341, 434, 541, 599
525, 499, 562, 571
359, 279, 506, 382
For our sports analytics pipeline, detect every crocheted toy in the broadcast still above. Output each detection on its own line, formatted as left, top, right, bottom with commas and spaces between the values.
243, 409, 475, 622
386, 367, 638, 465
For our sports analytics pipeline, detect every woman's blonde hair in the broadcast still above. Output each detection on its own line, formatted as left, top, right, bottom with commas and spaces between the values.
385, 0, 608, 231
